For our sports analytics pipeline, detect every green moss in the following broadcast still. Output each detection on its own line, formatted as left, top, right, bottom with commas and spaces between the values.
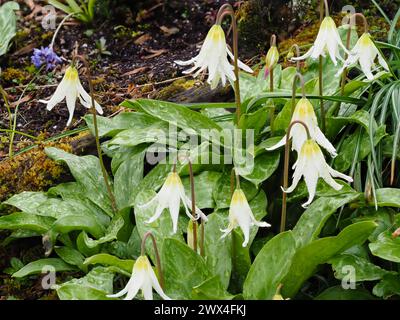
0, 68, 28, 84
154, 79, 197, 101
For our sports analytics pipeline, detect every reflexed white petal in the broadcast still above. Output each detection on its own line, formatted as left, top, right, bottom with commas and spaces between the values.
148, 267, 171, 300
174, 58, 196, 66
41, 81, 68, 111
220, 225, 234, 239
302, 165, 319, 208
168, 191, 181, 234
141, 278, 153, 300
291, 46, 313, 61
77, 81, 103, 114
328, 166, 353, 182
314, 127, 338, 157
146, 199, 165, 224
319, 163, 343, 190
265, 136, 286, 151
65, 89, 78, 126
310, 27, 327, 60
359, 54, 374, 80
377, 52, 389, 71
227, 49, 253, 73
326, 31, 339, 65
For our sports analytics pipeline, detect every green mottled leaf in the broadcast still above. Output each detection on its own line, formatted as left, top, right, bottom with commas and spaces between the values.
192, 276, 236, 300
55, 247, 85, 270
55, 267, 114, 300
282, 221, 377, 298
3, 192, 49, 214
161, 238, 210, 299
13, 258, 76, 278
315, 286, 376, 300
83, 254, 134, 274
373, 274, 400, 299
0, 2, 19, 56
369, 231, 400, 263
242, 152, 280, 186
292, 192, 360, 248
243, 231, 296, 300
0, 212, 54, 233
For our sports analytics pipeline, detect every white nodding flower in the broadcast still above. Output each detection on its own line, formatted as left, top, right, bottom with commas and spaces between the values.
138, 171, 208, 234
266, 98, 337, 157
220, 189, 270, 247
337, 32, 389, 80
284, 139, 353, 208
174, 24, 253, 89
39, 65, 103, 126
292, 17, 347, 66
107, 255, 171, 300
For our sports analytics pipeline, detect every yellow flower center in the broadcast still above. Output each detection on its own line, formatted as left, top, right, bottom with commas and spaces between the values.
231, 189, 247, 205
65, 66, 78, 81
208, 24, 225, 43
358, 33, 373, 48
165, 172, 182, 187
295, 98, 314, 117
301, 139, 320, 157
321, 16, 336, 30
136, 255, 150, 271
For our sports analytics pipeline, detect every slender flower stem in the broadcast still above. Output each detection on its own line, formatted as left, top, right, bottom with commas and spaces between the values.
230, 167, 235, 196
269, 34, 276, 133
50, 13, 75, 50
290, 72, 306, 115
0, 85, 13, 133
9, 66, 44, 158
289, 44, 301, 72
216, 5, 242, 124
141, 231, 165, 289
187, 160, 198, 254
281, 120, 311, 232
75, 55, 117, 214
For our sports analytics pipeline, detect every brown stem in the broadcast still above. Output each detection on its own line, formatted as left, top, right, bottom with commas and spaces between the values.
289, 44, 301, 72
291, 72, 306, 115
320, 0, 329, 18
319, 56, 325, 133
216, 5, 242, 124
281, 120, 311, 232
188, 160, 198, 254
141, 231, 164, 289
230, 167, 235, 196
74, 55, 118, 214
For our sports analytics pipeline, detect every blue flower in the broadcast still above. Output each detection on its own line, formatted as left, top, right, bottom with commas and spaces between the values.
31, 46, 62, 70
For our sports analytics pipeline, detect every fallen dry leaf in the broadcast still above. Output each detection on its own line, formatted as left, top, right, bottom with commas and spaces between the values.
160, 26, 180, 36
12, 43, 36, 56
134, 33, 152, 45
142, 48, 168, 60
122, 66, 149, 77
10, 95, 32, 109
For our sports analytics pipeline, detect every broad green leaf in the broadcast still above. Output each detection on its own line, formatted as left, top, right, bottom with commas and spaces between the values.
192, 276, 236, 300
241, 152, 280, 186
374, 188, 400, 207
127, 99, 222, 140
369, 231, 400, 263
230, 230, 251, 294
243, 231, 296, 300
84, 112, 159, 137
352, 208, 394, 242
182, 171, 222, 209
328, 253, 392, 281
238, 106, 268, 135
52, 214, 105, 239
203, 212, 232, 289
55, 247, 85, 270
12, 258, 76, 277
373, 274, 400, 299
83, 254, 134, 274
55, 267, 114, 300
114, 150, 145, 210
3, 192, 49, 214
292, 192, 360, 248
81, 213, 125, 248
0, 2, 19, 56
282, 221, 377, 298
161, 238, 210, 299
332, 110, 373, 131
315, 285, 376, 300
45, 147, 113, 215
273, 100, 292, 134
0, 212, 54, 233
108, 122, 170, 147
